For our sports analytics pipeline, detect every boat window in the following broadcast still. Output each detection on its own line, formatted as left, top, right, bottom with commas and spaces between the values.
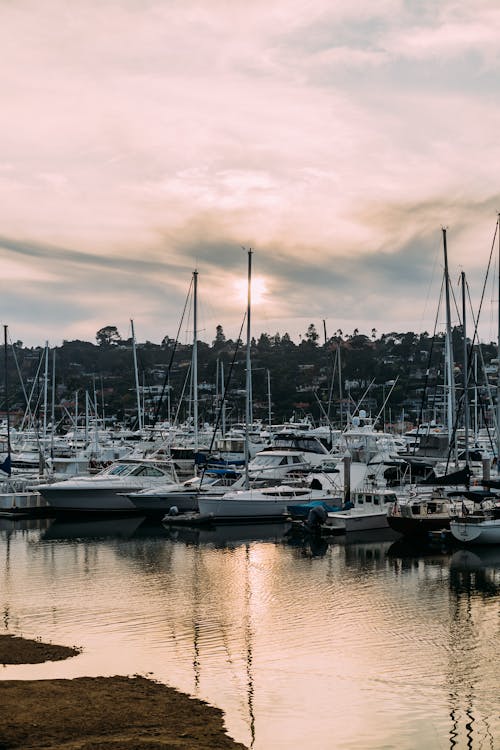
130, 465, 165, 477
373, 496, 380, 505
292, 455, 302, 463
411, 505, 421, 515
108, 464, 132, 476
365, 495, 372, 503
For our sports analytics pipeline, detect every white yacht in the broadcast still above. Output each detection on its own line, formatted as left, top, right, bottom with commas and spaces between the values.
255, 432, 331, 467
35, 460, 175, 513
247, 450, 312, 481
125, 470, 246, 515
197, 484, 333, 522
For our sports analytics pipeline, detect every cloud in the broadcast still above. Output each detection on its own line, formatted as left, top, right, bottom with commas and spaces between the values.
0, 0, 499, 345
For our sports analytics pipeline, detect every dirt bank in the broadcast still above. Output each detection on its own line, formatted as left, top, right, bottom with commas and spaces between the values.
0, 635, 247, 750
0, 633, 80, 664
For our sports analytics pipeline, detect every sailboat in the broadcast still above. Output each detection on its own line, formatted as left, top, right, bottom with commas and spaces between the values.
387, 235, 477, 538
450, 215, 500, 545
0, 326, 51, 517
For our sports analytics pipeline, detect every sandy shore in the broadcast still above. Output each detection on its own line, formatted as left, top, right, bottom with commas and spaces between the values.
0, 634, 247, 750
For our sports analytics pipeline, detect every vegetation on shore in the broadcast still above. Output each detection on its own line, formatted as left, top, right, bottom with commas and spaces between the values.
2, 324, 495, 428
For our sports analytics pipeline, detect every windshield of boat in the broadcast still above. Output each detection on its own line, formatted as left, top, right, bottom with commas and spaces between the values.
272, 436, 327, 454
101, 463, 166, 477
249, 454, 303, 468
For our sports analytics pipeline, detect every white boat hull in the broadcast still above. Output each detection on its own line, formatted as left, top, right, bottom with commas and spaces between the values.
37, 486, 139, 512
198, 495, 291, 521
324, 510, 389, 533
450, 518, 500, 545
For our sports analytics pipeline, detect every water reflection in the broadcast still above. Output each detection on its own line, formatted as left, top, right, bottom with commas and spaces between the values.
388, 539, 499, 749
0, 519, 498, 749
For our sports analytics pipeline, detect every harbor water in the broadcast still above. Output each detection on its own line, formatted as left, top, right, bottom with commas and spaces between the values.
1, 516, 499, 749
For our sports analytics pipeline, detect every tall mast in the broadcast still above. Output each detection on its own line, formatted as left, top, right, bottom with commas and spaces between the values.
131, 319, 143, 431
244, 248, 253, 490
192, 269, 199, 452
497, 213, 500, 466
50, 348, 56, 463
1, 326, 12, 476
443, 228, 456, 454
267, 368, 272, 431
43, 341, 49, 450
461, 271, 469, 471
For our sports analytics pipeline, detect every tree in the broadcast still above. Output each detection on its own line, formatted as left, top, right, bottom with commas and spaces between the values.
213, 324, 226, 351
305, 323, 319, 346
96, 326, 122, 346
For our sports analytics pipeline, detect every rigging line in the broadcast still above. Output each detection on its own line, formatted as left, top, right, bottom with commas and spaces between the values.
17, 345, 45, 433
419, 232, 443, 331
151, 276, 194, 429
199, 314, 246, 487
346, 378, 377, 429
465, 279, 498, 447
413, 273, 445, 454
172, 362, 192, 429
471, 219, 498, 339
374, 376, 399, 427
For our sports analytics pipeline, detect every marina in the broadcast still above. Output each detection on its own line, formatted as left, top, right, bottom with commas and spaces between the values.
1, 515, 498, 749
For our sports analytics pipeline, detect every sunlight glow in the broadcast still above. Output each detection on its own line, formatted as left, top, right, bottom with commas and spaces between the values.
233, 276, 268, 306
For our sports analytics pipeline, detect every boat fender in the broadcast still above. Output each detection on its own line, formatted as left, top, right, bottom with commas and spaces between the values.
167, 505, 179, 516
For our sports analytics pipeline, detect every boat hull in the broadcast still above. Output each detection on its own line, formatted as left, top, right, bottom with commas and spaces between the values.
128, 492, 199, 515
325, 510, 389, 533
450, 518, 500, 545
387, 514, 450, 537
197, 496, 290, 521
37, 486, 139, 512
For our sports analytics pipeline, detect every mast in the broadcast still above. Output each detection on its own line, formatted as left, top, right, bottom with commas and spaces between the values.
497, 213, 500, 466
267, 368, 272, 432
221, 360, 226, 437
131, 319, 143, 432
461, 271, 469, 472
1, 325, 12, 477
192, 269, 199, 453
43, 340, 49, 452
244, 248, 253, 490
443, 228, 456, 456
50, 347, 56, 463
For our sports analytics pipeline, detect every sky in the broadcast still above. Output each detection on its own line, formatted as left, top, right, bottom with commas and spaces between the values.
1, 0, 500, 347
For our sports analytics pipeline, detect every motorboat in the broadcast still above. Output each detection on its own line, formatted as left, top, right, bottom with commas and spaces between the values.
256, 432, 331, 467
197, 484, 334, 522
35, 460, 176, 513
247, 450, 312, 481
125, 470, 246, 516
322, 488, 400, 533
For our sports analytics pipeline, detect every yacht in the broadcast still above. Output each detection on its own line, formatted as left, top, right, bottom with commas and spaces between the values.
35, 460, 176, 513
247, 450, 312, 481
256, 432, 330, 467
125, 470, 246, 516
197, 484, 333, 522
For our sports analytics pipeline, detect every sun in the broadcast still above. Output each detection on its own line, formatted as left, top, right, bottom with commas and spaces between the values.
233, 276, 268, 306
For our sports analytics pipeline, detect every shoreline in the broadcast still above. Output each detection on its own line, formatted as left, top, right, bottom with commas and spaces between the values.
0, 634, 247, 750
